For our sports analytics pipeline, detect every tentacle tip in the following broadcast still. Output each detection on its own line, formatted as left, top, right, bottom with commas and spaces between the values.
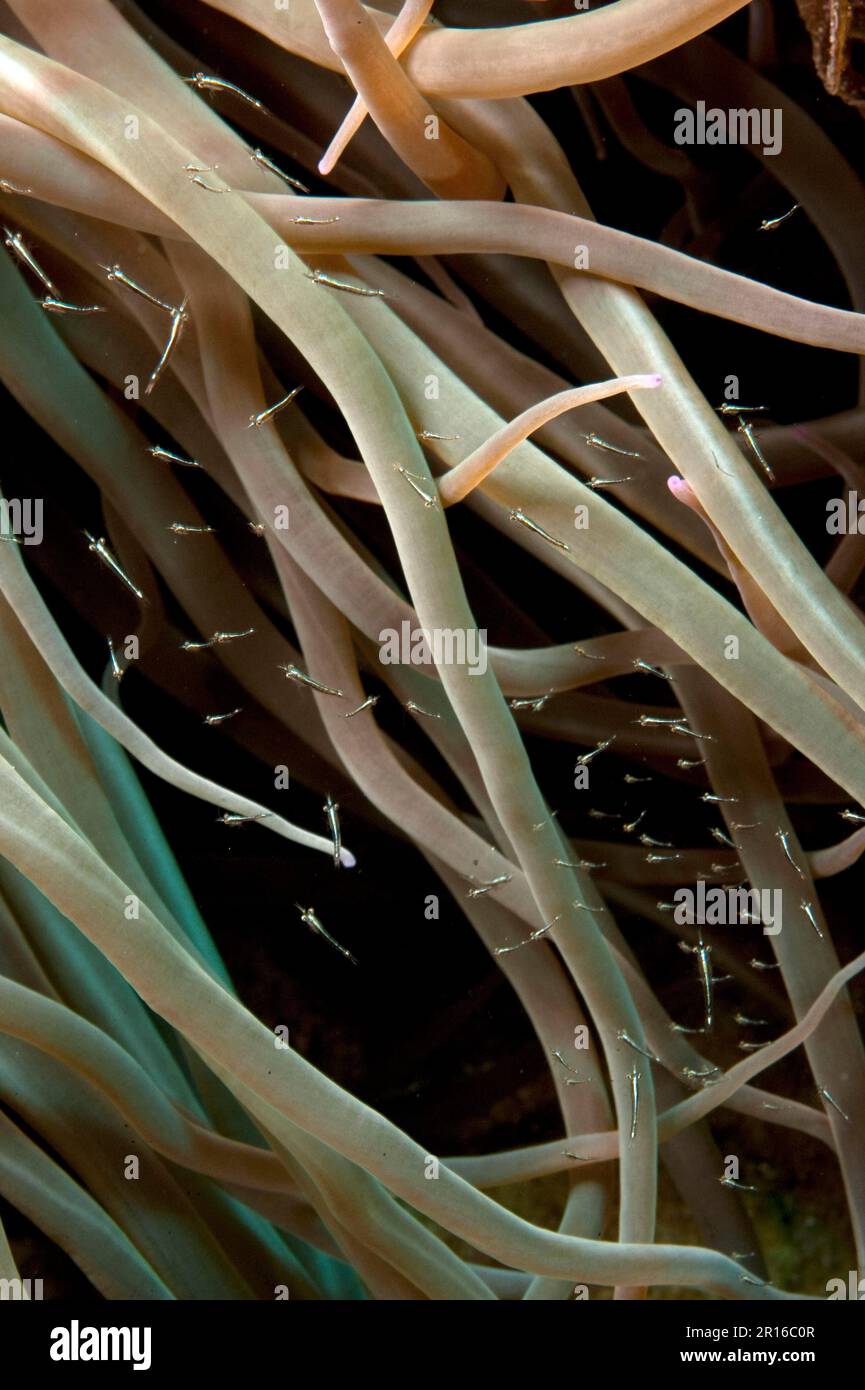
339, 847, 357, 869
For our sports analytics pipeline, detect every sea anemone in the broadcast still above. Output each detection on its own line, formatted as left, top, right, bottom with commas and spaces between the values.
0, 0, 864, 1304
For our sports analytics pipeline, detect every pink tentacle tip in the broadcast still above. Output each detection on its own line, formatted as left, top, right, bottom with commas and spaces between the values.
339, 847, 357, 869
667, 474, 690, 500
